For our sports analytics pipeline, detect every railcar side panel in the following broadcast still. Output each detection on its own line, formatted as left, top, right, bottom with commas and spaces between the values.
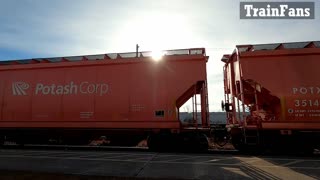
0, 54, 207, 130
240, 53, 320, 122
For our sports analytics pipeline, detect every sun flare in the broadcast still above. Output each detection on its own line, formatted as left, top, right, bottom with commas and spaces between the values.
151, 50, 165, 61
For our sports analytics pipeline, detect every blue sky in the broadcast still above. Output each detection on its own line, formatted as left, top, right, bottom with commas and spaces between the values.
0, 0, 319, 111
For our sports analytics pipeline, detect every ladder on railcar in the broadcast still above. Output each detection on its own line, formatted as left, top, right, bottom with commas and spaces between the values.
191, 81, 210, 128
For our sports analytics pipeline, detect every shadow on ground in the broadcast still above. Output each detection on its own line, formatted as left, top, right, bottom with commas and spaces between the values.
0, 170, 181, 180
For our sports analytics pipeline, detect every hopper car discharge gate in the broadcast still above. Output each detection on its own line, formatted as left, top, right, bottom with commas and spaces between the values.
222, 41, 320, 153
0, 47, 210, 151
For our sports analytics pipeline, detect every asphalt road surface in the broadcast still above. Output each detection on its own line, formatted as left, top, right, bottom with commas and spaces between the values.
0, 149, 319, 179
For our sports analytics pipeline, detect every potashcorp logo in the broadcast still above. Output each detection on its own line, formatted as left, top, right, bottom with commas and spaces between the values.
240, 2, 315, 19
12, 82, 30, 95
12, 81, 109, 96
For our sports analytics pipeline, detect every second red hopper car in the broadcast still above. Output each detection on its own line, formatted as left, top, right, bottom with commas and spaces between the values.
222, 41, 320, 153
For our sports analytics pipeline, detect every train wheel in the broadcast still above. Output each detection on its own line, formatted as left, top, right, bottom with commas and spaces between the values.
296, 144, 315, 155
231, 135, 242, 150
15, 136, 26, 147
231, 136, 262, 154
179, 132, 209, 152
147, 134, 156, 151
0, 136, 4, 147
194, 133, 209, 152
147, 133, 173, 152
148, 132, 209, 152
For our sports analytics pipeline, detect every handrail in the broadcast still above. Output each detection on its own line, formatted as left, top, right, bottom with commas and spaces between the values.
0, 48, 206, 66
